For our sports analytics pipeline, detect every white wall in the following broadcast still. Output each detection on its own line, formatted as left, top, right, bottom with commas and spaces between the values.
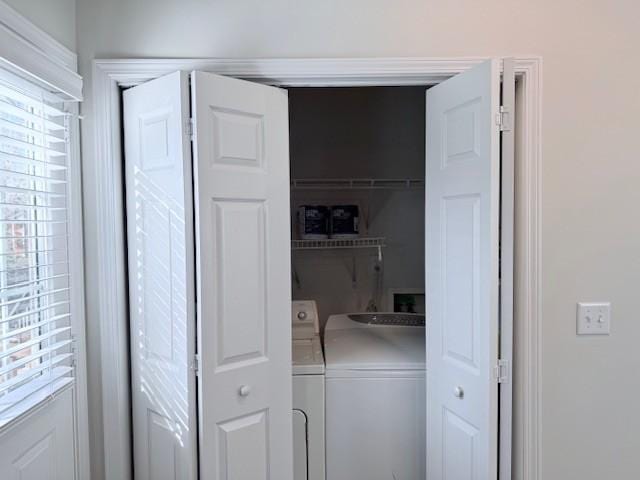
3, 0, 75, 50
289, 87, 425, 179
76, 1, 640, 480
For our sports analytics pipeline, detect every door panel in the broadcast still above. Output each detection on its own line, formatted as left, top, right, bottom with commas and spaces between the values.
191, 71, 292, 480
211, 200, 267, 369
443, 407, 478, 479
442, 193, 481, 372
210, 109, 264, 168
148, 412, 179, 480
426, 59, 501, 480
123, 71, 197, 480
217, 411, 269, 480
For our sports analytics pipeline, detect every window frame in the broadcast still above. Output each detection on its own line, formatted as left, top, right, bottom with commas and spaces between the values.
0, 2, 87, 478
0, 74, 83, 427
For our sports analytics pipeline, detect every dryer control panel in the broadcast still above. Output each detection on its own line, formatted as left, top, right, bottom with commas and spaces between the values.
292, 300, 320, 339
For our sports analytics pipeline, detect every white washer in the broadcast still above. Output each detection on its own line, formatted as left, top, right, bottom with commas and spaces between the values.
324, 313, 426, 480
292, 301, 325, 480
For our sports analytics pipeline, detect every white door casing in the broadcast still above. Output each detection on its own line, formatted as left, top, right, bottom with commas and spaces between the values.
123, 71, 198, 480
190, 71, 293, 480
425, 59, 501, 480
96, 57, 541, 480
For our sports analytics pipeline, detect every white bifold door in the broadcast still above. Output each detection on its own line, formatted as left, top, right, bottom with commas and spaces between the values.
124, 71, 292, 480
124, 72, 198, 480
425, 58, 514, 480
124, 60, 513, 480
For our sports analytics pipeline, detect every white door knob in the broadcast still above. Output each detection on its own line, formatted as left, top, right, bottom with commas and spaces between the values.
454, 386, 464, 399
238, 385, 251, 397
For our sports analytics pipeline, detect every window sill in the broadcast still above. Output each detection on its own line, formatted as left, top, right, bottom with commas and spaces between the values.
0, 376, 74, 434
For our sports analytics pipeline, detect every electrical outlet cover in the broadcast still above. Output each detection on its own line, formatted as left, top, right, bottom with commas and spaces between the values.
577, 302, 611, 335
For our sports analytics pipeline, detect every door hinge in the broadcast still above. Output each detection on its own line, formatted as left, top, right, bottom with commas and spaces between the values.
496, 105, 512, 132
185, 117, 194, 141
191, 354, 200, 376
494, 359, 510, 384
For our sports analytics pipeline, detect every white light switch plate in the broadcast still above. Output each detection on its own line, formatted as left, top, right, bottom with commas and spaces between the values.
577, 302, 611, 335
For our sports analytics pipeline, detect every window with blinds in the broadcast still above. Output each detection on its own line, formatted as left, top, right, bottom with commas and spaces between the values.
0, 72, 74, 427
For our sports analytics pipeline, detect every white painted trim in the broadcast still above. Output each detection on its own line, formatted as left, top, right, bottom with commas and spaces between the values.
66, 102, 91, 480
0, 0, 82, 100
92, 61, 132, 480
93, 56, 540, 88
91, 56, 542, 480
0, 1, 76, 70
0, 381, 74, 435
512, 57, 543, 480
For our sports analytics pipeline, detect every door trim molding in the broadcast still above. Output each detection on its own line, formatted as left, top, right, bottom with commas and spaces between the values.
90, 56, 542, 480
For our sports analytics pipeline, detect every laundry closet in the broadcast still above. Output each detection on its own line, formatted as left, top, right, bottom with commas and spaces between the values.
288, 86, 428, 480
121, 59, 514, 480
289, 86, 426, 321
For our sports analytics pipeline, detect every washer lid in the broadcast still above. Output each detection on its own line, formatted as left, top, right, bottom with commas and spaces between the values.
292, 335, 325, 375
324, 314, 425, 371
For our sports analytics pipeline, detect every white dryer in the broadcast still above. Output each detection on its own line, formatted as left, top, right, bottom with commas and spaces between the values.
324, 313, 426, 480
292, 301, 325, 480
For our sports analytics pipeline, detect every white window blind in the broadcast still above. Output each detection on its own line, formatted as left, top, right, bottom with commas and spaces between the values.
0, 71, 74, 427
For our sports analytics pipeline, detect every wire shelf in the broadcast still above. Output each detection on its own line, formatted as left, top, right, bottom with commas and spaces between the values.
292, 237, 386, 250
290, 178, 424, 190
